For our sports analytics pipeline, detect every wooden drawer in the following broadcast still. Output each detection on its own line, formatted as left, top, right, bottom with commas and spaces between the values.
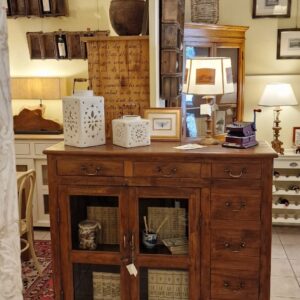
161, 23, 182, 49
57, 159, 124, 177
211, 188, 261, 221
212, 162, 261, 179
274, 159, 300, 169
211, 269, 259, 299
161, 75, 182, 98
15, 142, 31, 155
162, 0, 184, 26
211, 229, 261, 259
133, 162, 201, 178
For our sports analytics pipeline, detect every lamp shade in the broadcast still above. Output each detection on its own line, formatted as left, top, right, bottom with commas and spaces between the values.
183, 57, 234, 95
259, 83, 298, 107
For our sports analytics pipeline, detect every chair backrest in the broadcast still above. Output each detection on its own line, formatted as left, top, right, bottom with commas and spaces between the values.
17, 169, 36, 233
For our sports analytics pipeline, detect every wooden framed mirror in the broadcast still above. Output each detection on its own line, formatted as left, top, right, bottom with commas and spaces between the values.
182, 23, 248, 140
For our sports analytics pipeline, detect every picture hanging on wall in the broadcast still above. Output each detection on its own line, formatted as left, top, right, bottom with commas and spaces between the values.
252, 0, 291, 18
293, 127, 300, 146
277, 29, 300, 59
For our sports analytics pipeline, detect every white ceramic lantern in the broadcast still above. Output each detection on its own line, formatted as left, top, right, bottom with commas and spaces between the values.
63, 90, 105, 147
112, 115, 150, 148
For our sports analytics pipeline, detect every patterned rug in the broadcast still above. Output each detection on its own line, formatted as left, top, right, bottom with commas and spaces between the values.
22, 240, 54, 300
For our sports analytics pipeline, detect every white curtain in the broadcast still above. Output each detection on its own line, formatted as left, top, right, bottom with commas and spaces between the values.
0, 1, 23, 299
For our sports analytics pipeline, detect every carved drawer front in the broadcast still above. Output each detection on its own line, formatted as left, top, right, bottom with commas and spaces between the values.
274, 159, 300, 169
211, 188, 261, 221
212, 162, 261, 179
133, 162, 201, 178
211, 229, 261, 259
211, 269, 259, 300
57, 159, 124, 177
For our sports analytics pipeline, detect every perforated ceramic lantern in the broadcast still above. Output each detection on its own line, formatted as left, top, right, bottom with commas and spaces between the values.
112, 115, 150, 148
63, 91, 105, 147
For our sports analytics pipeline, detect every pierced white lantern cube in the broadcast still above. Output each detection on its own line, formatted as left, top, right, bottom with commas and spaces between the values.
63, 90, 105, 147
112, 115, 150, 148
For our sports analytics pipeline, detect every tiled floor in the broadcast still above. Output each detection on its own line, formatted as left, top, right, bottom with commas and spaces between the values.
34, 226, 300, 299
271, 226, 300, 300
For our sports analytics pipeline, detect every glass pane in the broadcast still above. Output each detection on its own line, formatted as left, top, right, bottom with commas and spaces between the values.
70, 196, 120, 252
139, 198, 189, 255
16, 165, 28, 172
42, 165, 48, 185
73, 264, 120, 300
43, 194, 49, 214
183, 46, 211, 138
140, 268, 189, 299
215, 48, 239, 133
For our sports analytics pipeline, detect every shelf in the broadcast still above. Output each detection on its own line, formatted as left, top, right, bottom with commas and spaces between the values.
273, 190, 300, 196
26, 29, 109, 60
7, 0, 68, 18
272, 217, 300, 225
272, 204, 300, 210
273, 176, 300, 181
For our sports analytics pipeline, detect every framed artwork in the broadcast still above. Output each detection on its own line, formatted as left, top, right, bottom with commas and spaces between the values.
252, 0, 291, 18
293, 127, 300, 146
143, 108, 181, 141
277, 29, 300, 59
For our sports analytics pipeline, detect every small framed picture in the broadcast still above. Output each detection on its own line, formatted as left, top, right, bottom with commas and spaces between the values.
277, 29, 300, 59
252, 0, 291, 18
293, 127, 300, 146
143, 108, 181, 141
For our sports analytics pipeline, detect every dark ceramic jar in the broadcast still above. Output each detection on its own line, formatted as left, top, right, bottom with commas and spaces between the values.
109, 0, 145, 36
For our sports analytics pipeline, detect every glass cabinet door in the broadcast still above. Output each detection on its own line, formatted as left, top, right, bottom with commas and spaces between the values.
59, 186, 128, 299
131, 187, 200, 300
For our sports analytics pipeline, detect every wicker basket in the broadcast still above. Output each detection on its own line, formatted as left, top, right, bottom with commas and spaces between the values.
148, 269, 189, 299
191, 0, 219, 24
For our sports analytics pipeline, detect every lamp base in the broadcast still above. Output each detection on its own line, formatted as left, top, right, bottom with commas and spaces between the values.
271, 139, 284, 155
200, 137, 219, 145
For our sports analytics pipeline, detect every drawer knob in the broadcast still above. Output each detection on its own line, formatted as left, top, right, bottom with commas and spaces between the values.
224, 167, 247, 178
155, 166, 177, 177
289, 162, 298, 167
80, 166, 101, 176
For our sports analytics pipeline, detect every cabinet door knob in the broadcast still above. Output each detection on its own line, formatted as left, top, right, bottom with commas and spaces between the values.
232, 201, 246, 212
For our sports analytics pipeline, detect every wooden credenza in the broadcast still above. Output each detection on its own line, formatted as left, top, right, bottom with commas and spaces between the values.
45, 141, 276, 300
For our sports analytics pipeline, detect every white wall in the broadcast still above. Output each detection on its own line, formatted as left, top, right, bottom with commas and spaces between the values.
9, 0, 300, 148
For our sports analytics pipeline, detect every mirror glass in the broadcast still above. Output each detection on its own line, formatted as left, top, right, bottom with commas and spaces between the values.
182, 46, 239, 139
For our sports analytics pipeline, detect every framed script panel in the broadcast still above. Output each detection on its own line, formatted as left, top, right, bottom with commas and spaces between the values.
252, 0, 291, 18
277, 29, 300, 59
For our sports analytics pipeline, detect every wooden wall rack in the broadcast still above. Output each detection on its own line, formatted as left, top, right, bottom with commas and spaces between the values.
26, 30, 110, 60
7, 0, 68, 18
160, 0, 185, 107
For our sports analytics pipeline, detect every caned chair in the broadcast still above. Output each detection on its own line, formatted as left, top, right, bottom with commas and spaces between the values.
18, 169, 42, 275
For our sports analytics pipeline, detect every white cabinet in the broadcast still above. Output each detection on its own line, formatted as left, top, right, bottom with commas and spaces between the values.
272, 149, 300, 225
15, 135, 63, 227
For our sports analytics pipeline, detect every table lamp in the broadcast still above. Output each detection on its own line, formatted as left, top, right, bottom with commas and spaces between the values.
183, 57, 234, 145
259, 83, 298, 155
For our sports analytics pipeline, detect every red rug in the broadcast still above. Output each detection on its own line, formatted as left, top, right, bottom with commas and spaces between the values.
22, 240, 54, 300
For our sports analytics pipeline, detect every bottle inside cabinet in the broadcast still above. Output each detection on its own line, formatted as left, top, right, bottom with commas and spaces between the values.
7, 0, 68, 17
41, 0, 51, 14
56, 31, 67, 59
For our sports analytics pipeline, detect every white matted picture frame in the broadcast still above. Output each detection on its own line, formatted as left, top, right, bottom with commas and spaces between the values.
277, 29, 300, 59
252, 0, 291, 18
143, 108, 182, 141
293, 127, 300, 146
